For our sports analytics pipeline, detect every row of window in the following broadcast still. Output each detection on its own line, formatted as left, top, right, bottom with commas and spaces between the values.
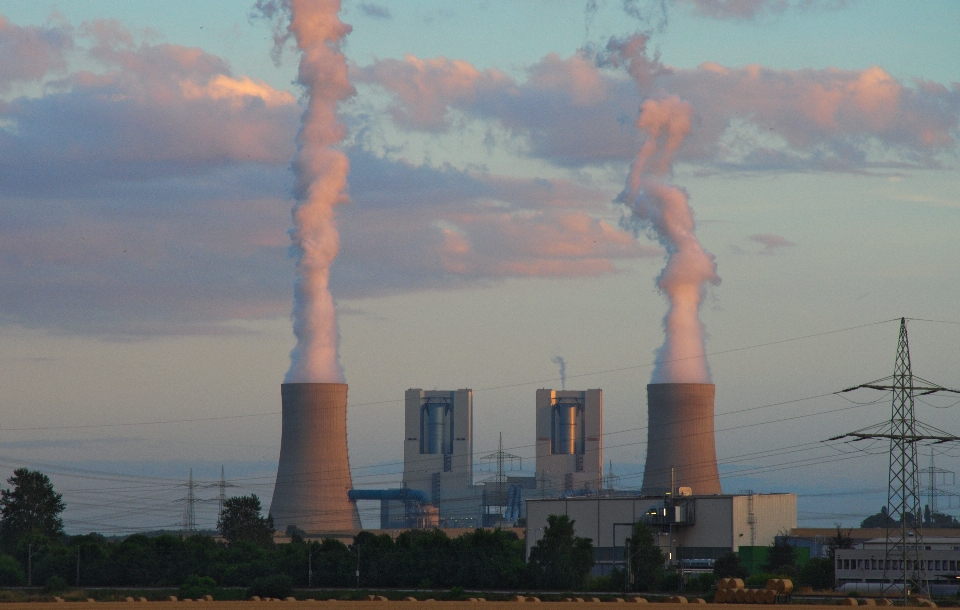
837, 558, 959, 572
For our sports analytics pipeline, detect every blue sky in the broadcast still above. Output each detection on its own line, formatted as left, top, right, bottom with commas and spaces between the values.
1, 0, 958, 532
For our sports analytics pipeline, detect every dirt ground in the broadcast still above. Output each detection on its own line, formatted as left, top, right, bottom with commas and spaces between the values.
0, 600, 872, 610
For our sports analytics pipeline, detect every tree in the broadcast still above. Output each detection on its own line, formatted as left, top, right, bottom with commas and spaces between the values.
764, 534, 798, 574
713, 553, 748, 579
217, 495, 274, 547
0, 469, 65, 551
860, 506, 896, 529
797, 558, 834, 591
625, 521, 663, 592
828, 524, 853, 559
528, 514, 594, 590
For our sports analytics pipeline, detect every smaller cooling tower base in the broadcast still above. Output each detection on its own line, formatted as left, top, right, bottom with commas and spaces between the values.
640, 383, 722, 496
270, 383, 361, 533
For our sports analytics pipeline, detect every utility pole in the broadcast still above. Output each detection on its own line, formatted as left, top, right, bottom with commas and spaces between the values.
76, 546, 81, 587
829, 318, 960, 603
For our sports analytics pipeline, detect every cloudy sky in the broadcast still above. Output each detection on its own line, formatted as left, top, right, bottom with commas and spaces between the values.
1, 0, 959, 532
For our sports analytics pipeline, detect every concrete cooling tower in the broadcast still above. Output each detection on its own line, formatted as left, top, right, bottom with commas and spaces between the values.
270, 383, 361, 532
640, 383, 722, 496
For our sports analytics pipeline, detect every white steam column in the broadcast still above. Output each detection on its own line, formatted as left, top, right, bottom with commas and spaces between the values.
640, 383, 722, 496
270, 383, 361, 532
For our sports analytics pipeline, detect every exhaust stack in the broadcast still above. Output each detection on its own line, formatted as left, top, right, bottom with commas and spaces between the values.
640, 383, 722, 496
270, 383, 360, 532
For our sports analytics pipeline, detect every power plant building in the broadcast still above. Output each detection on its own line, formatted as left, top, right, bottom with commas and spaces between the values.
535, 389, 603, 494
641, 383, 722, 496
402, 389, 479, 527
269, 383, 361, 533
526, 493, 797, 575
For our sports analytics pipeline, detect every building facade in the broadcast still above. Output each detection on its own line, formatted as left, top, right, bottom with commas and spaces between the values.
535, 389, 603, 494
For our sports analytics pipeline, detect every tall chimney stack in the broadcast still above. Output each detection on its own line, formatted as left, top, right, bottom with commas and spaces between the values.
270, 383, 360, 532
640, 383, 722, 496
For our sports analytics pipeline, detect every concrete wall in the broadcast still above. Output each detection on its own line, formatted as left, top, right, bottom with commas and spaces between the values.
535, 389, 603, 494
525, 494, 797, 570
270, 383, 361, 533
402, 389, 478, 526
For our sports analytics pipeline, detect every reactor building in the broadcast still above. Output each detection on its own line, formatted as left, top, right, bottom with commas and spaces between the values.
401, 389, 479, 527
535, 389, 603, 493
269, 383, 361, 533
640, 383, 722, 496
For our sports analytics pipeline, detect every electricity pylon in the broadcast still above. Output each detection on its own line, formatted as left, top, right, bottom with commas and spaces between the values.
830, 318, 960, 603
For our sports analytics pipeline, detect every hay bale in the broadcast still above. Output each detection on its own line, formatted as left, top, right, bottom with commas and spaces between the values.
376, 597, 388, 602
404, 598, 417, 602
169, 597, 178, 602
779, 580, 793, 594
918, 601, 936, 608
54, 598, 65, 603
529, 598, 542, 603
730, 579, 745, 590
664, 597, 688, 604
874, 600, 892, 607
203, 597, 213, 603
562, 599, 572, 603
614, 599, 625, 603
765, 580, 779, 592
591, 599, 602, 604
734, 589, 748, 603
286, 598, 297, 602
126, 598, 136, 603
690, 599, 706, 604
250, 597, 261, 602
575, 599, 585, 603
840, 598, 859, 606
513, 596, 527, 602
716, 578, 730, 590
766, 590, 779, 604
87, 599, 96, 603
859, 599, 876, 606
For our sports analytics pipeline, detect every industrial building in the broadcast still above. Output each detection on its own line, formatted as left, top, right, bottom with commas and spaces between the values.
401, 389, 481, 527
641, 383, 722, 496
834, 537, 960, 595
535, 389, 603, 494
270, 383, 361, 533
525, 492, 797, 575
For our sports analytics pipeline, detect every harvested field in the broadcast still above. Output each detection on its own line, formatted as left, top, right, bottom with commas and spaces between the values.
0, 599, 908, 610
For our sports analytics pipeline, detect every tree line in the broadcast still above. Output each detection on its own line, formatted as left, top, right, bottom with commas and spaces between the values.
0, 468, 843, 594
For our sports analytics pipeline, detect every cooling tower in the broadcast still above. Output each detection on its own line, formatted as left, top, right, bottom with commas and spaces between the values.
640, 383, 722, 496
270, 383, 361, 532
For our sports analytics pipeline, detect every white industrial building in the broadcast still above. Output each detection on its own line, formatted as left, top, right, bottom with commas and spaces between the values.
525, 493, 797, 575
401, 388, 481, 527
835, 537, 960, 595
535, 389, 603, 494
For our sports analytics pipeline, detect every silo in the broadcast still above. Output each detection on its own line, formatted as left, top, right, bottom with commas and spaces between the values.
640, 383, 722, 496
269, 383, 361, 532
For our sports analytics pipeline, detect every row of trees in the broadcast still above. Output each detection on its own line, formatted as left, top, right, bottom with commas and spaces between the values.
0, 468, 847, 592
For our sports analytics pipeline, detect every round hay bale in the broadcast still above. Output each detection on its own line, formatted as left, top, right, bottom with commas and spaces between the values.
840, 598, 859, 606
874, 600, 893, 607
404, 598, 417, 602
918, 601, 936, 608
591, 599, 601, 604
285, 598, 297, 603
766, 579, 779, 592
250, 597, 261, 602
779, 580, 793, 594
614, 599, 626, 603
859, 599, 876, 606
629, 599, 647, 604
665, 596, 688, 604
529, 598, 542, 603
690, 599, 707, 604
713, 590, 726, 604
765, 590, 778, 604
717, 578, 731, 590
730, 579, 745, 590
734, 589, 748, 603
169, 598, 178, 603
512, 596, 527, 602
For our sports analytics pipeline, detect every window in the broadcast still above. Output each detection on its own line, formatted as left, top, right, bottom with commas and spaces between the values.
936, 561, 941, 571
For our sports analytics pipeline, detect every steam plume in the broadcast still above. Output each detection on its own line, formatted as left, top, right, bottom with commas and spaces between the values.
618, 95, 719, 384
282, 0, 354, 383
552, 355, 567, 390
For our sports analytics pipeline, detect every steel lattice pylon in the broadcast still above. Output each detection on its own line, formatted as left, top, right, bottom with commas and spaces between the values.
830, 318, 960, 604
884, 319, 925, 602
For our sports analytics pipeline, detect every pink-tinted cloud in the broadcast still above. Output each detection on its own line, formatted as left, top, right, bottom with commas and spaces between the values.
676, 0, 849, 21
0, 19, 299, 191
0, 14, 72, 91
358, 39, 960, 171
748, 233, 796, 254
